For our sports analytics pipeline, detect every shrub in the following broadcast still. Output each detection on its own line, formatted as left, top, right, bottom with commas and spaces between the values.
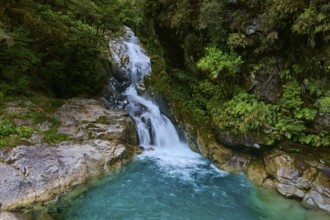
0, 119, 15, 137
42, 130, 69, 144
317, 92, 330, 114
31, 112, 50, 124
227, 33, 248, 49
197, 47, 243, 78
216, 92, 274, 135
16, 126, 34, 138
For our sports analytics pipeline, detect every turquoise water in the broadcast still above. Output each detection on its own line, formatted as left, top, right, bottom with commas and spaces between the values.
50, 27, 329, 220
52, 155, 325, 220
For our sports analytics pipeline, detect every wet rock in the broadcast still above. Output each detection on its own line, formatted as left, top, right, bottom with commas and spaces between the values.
264, 152, 318, 190
197, 134, 250, 172
262, 178, 275, 188
251, 65, 283, 103
276, 183, 306, 198
217, 130, 265, 149
314, 113, 330, 134
304, 172, 330, 212
263, 149, 330, 213
244, 18, 262, 35
247, 162, 268, 186
220, 154, 251, 173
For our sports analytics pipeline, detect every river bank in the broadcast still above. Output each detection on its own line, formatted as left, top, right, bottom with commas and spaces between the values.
0, 98, 138, 218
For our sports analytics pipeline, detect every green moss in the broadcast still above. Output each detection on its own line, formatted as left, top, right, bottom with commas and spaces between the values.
42, 130, 70, 144
0, 119, 15, 137
30, 112, 50, 124
16, 126, 34, 138
95, 116, 108, 124
0, 135, 29, 148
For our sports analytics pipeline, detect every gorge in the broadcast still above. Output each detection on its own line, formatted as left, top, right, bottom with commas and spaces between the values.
51, 27, 329, 219
0, 0, 330, 219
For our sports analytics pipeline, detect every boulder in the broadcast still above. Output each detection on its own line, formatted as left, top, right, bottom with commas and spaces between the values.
263, 149, 330, 213
217, 130, 264, 149
0, 140, 128, 211
55, 98, 137, 145
0, 98, 138, 211
314, 113, 330, 134
303, 171, 330, 211
0, 211, 32, 220
247, 162, 268, 186
197, 133, 251, 172
251, 66, 283, 103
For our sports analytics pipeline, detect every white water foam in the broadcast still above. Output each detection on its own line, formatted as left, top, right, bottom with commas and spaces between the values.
111, 27, 228, 179
110, 26, 151, 84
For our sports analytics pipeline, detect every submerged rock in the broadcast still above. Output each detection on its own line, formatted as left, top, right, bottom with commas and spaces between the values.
0, 98, 138, 211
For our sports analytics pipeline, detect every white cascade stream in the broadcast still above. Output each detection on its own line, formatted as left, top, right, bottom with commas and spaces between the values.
56, 26, 315, 220
110, 27, 207, 172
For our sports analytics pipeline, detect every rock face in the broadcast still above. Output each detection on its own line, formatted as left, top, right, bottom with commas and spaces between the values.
185, 127, 330, 214
0, 211, 32, 220
217, 130, 264, 149
55, 98, 137, 144
314, 113, 330, 134
246, 149, 330, 213
0, 98, 138, 211
251, 63, 283, 103
197, 133, 251, 173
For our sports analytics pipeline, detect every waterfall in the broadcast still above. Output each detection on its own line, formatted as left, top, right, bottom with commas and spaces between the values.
110, 27, 206, 172
59, 27, 311, 220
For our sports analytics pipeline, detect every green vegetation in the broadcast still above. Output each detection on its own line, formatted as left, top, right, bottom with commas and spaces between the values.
1, 0, 328, 149
0, 119, 34, 148
197, 47, 243, 78
143, 0, 330, 148
317, 92, 330, 114
42, 130, 70, 144
0, 0, 145, 99
0, 94, 71, 148
0, 120, 15, 137
16, 126, 34, 138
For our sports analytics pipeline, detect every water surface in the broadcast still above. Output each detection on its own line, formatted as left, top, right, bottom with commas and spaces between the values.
56, 154, 317, 220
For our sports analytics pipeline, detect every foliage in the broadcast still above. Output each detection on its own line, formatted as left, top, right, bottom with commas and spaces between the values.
273, 116, 305, 140
227, 33, 248, 49
0, 120, 15, 137
143, 0, 330, 148
280, 81, 303, 111
30, 112, 50, 124
42, 130, 70, 144
16, 126, 34, 138
0, 0, 133, 98
215, 92, 274, 135
197, 47, 243, 78
317, 92, 330, 114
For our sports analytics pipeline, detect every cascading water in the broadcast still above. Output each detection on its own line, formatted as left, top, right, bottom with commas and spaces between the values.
110, 26, 207, 173
55, 27, 328, 220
